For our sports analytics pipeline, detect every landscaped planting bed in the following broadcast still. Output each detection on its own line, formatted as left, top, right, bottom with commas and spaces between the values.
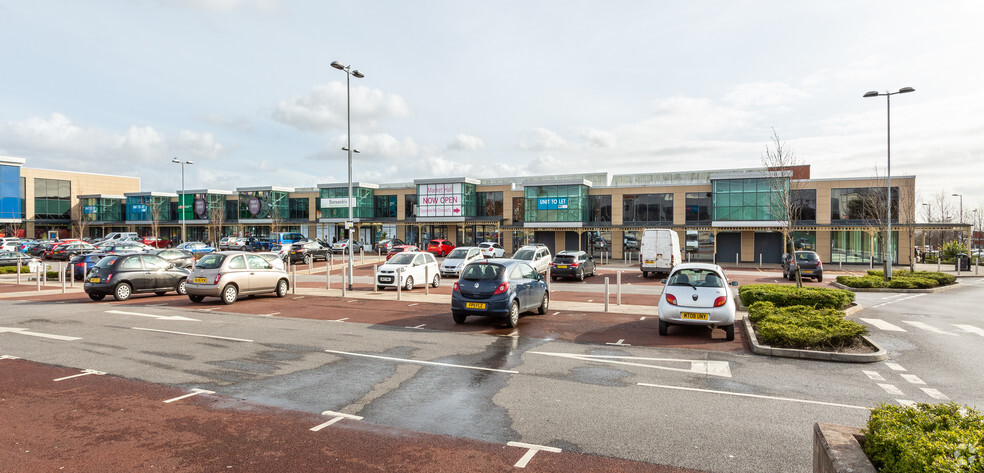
739, 283, 855, 310
837, 270, 956, 290
864, 402, 984, 473
747, 301, 868, 351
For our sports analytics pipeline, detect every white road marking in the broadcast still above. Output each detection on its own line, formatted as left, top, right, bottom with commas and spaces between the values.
346, 300, 357, 303
407, 303, 418, 307
533, 352, 732, 378
292, 296, 305, 300
878, 383, 904, 395
507, 442, 562, 468
637, 383, 868, 410
885, 362, 906, 371
54, 369, 106, 382
606, 339, 631, 346
896, 399, 916, 407
259, 312, 280, 317
859, 318, 906, 331
0, 355, 21, 360
310, 410, 363, 431
163, 388, 215, 403
872, 294, 924, 308
330, 318, 349, 322
131, 327, 253, 342
325, 349, 519, 374
406, 324, 426, 329
552, 312, 559, 316
900, 374, 925, 385
921, 388, 949, 400
586, 299, 594, 302
0, 327, 81, 341
862, 370, 885, 381
952, 324, 984, 337
197, 307, 220, 312
903, 321, 956, 336
640, 317, 646, 321
106, 310, 200, 322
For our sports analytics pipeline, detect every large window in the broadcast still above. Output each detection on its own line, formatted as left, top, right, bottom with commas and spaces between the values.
320, 187, 373, 219
81, 198, 123, 222
374, 195, 397, 219
791, 189, 817, 223
831, 230, 897, 264
589, 195, 612, 223
476, 191, 503, 217
712, 178, 779, 221
239, 190, 289, 220
126, 195, 173, 221
685, 192, 712, 224
831, 187, 898, 222
0, 165, 20, 220
511, 197, 524, 223
34, 178, 71, 220
404, 194, 417, 218
289, 197, 309, 220
524, 185, 589, 222
623, 193, 672, 223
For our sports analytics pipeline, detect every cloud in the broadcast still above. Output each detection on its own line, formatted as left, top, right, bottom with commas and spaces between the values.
723, 82, 811, 111
518, 128, 572, 151
305, 133, 420, 162
173, 0, 281, 13
446, 133, 485, 152
196, 113, 254, 132
272, 82, 410, 133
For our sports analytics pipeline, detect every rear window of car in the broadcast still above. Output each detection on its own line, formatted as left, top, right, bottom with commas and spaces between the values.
195, 254, 225, 269
554, 255, 576, 263
461, 264, 505, 281
796, 252, 819, 262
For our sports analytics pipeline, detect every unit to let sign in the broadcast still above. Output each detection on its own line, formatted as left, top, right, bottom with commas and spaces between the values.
537, 197, 568, 210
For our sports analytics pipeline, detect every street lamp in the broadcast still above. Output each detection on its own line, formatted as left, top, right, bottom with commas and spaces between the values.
953, 193, 964, 245
171, 157, 194, 243
331, 60, 365, 290
863, 86, 915, 281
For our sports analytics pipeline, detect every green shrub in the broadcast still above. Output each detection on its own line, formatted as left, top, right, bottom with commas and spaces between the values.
864, 402, 984, 473
941, 241, 969, 260
0, 266, 34, 274
854, 270, 952, 288
749, 301, 868, 350
739, 284, 855, 310
838, 275, 887, 288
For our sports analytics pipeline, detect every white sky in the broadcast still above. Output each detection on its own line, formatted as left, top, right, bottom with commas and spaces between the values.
1, 1, 982, 222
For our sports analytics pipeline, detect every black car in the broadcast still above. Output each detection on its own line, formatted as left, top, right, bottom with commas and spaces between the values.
148, 248, 196, 269
549, 250, 597, 281
83, 253, 190, 301
0, 250, 39, 268
374, 238, 404, 253
287, 240, 332, 264
50, 242, 97, 260
782, 250, 823, 282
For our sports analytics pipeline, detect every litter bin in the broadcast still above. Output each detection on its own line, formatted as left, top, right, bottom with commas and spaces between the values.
956, 253, 970, 271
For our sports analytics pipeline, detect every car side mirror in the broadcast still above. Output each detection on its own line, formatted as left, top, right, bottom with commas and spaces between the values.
660, 279, 667, 284
731, 281, 738, 286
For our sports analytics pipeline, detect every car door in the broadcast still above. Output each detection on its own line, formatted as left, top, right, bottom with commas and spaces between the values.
246, 254, 278, 292
225, 255, 250, 292
409, 253, 426, 284
521, 263, 544, 309
140, 255, 170, 290
119, 256, 149, 290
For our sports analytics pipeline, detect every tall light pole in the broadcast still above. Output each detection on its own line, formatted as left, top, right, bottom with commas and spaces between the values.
953, 193, 964, 245
331, 60, 364, 290
864, 86, 915, 281
171, 157, 194, 243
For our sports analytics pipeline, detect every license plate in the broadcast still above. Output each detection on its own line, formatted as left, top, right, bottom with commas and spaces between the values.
193, 277, 207, 283
681, 312, 709, 320
465, 302, 486, 309
556, 265, 568, 269
291, 251, 296, 255
645, 260, 655, 264
379, 276, 393, 283
89, 277, 100, 283
801, 270, 813, 274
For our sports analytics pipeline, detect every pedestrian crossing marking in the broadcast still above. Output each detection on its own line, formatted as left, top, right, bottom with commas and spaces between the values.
860, 318, 905, 331
920, 388, 949, 400
902, 321, 956, 336
952, 324, 984, 337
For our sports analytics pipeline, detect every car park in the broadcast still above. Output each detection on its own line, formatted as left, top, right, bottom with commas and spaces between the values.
451, 259, 549, 328
28, 241, 54, 257
386, 244, 419, 261
287, 240, 332, 264
440, 246, 483, 277
657, 263, 738, 341
374, 251, 440, 291
782, 250, 823, 282
83, 253, 190, 301
0, 239, 21, 252
50, 241, 97, 260
0, 250, 39, 268
478, 241, 505, 258
185, 251, 290, 305
96, 232, 139, 244
511, 245, 552, 274
65, 253, 106, 280
426, 239, 455, 257
148, 248, 196, 269
374, 238, 404, 253
138, 236, 173, 248
96, 241, 153, 255
331, 239, 364, 254
176, 241, 215, 259
549, 250, 596, 281
243, 236, 272, 252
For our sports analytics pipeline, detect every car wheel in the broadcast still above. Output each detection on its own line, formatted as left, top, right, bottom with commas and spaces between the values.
176, 279, 187, 295
114, 282, 132, 301
221, 284, 238, 305
404, 276, 414, 291
723, 324, 735, 341
432, 274, 440, 288
452, 311, 467, 324
304, 254, 312, 265
577, 269, 584, 281
551, 275, 557, 281
816, 274, 823, 283
188, 295, 205, 303
642, 271, 649, 278
276, 279, 288, 297
658, 319, 669, 336
88, 293, 105, 301
155, 291, 167, 296
537, 292, 549, 314
506, 300, 520, 328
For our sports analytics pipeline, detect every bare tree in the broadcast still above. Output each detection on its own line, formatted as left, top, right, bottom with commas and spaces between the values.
70, 200, 90, 240
269, 201, 283, 235
148, 198, 163, 241
207, 197, 225, 248
761, 128, 804, 286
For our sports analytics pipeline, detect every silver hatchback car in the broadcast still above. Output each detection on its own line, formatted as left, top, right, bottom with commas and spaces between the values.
185, 251, 290, 305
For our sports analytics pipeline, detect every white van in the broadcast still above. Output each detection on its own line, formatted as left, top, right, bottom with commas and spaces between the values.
640, 228, 681, 278
100, 232, 139, 243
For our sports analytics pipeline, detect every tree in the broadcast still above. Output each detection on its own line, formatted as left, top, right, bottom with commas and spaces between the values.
761, 129, 804, 286
70, 200, 90, 240
269, 201, 283, 236
148, 197, 163, 241
207, 197, 225, 248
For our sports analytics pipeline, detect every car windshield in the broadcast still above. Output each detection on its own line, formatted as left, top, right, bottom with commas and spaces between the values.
94, 255, 120, 268
195, 254, 225, 269
461, 264, 505, 281
513, 249, 534, 260
446, 248, 469, 259
388, 253, 415, 265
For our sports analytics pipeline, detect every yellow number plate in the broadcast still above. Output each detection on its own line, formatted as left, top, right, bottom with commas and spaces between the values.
291, 251, 296, 254
465, 302, 486, 309
645, 260, 655, 264
193, 277, 208, 283
556, 265, 568, 269
89, 277, 100, 283
681, 312, 709, 320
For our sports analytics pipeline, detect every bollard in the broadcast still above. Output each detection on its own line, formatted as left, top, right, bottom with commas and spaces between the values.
36, 264, 41, 291
687, 252, 691, 263
70, 263, 75, 287
424, 266, 430, 296
736, 253, 739, 269
361, 247, 365, 264
396, 267, 402, 301
326, 261, 331, 290
617, 271, 622, 306
308, 257, 312, 274
291, 264, 296, 294
937, 257, 941, 272
976, 259, 979, 276
604, 277, 610, 312
42, 263, 47, 286
839, 254, 842, 271
546, 267, 551, 290
61, 265, 66, 294
342, 268, 347, 297
870, 256, 873, 269
17, 258, 21, 284
372, 264, 377, 291
759, 253, 762, 269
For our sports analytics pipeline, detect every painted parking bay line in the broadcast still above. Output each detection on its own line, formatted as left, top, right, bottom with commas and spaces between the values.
637, 383, 869, 410
324, 349, 519, 374
0, 327, 81, 341
131, 327, 254, 343
952, 324, 984, 337
903, 321, 956, 336
531, 351, 732, 378
106, 310, 200, 322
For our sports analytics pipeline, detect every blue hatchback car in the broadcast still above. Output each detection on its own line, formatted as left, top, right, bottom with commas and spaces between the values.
451, 259, 549, 328
66, 253, 106, 280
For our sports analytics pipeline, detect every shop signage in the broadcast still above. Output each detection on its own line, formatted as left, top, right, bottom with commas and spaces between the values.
537, 197, 568, 210
321, 197, 353, 208
418, 182, 463, 217
83, 205, 98, 214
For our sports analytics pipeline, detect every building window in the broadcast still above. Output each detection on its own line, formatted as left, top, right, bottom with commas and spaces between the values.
622, 193, 672, 223
34, 178, 71, 220
373, 195, 397, 218
831, 230, 897, 264
791, 189, 817, 223
476, 191, 503, 217
81, 198, 123, 222
685, 192, 712, 224
126, 195, 173, 222
320, 187, 373, 219
289, 197, 309, 220
524, 185, 589, 222
512, 197, 524, 223
589, 195, 612, 223
239, 190, 289, 220
831, 187, 898, 222
404, 194, 417, 218
0, 165, 21, 220
712, 178, 779, 221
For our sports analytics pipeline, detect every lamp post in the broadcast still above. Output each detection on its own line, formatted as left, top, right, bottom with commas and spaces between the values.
863, 86, 915, 281
331, 60, 365, 290
952, 193, 964, 245
171, 157, 194, 243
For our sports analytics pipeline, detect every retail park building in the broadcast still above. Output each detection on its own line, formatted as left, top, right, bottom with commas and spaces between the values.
1, 155, 968, 265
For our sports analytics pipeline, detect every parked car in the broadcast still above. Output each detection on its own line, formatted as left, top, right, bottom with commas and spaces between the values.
287, 240, 332, 264
440, 246, 484, 277
549, 250, 597, 281
185, 251, 290, 305
451, 259, 549, 328
657, 263, 738, 341
511, 245, 552, 274
218, 237, 236, 251
0, 250, 39, 268
96, 241, 153, 255
270, 232, 307, 246
139, 236, 173, 248
257, 252, 286, 271
374, 238, 404, 253
94, 232, 139, 244
148, 248, 196, 269
782, 250, 823, 282
426, 239, 455, 257
176, 241, 215, 259
244, 236, 272, 252
640, 228, 681, 278
28, 241, 54, 257
386, 244, 419, 261
478, 241, 505, 258
227, 237, 251, 251
16, 240, 39, 253
66, 253, 106, 280
0, 239, 21, 252
267, 243, 290, 263
50, 241, 97, 260
331, 239, 364, 254
374, 251, 440, 291
83, 253, 190, 301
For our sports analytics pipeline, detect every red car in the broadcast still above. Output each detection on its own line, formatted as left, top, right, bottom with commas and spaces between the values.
139, 236, 173, 248
426, 239, 455, 257
43, 239, 82, 259
386, 245, 419, 261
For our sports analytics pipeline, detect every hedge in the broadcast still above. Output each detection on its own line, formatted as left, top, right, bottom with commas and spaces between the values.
748, 301, 868, 350
0, 266, 33, 274
838, 270, 955, 289
866, 270, 956, 286
864, 402, 984, 473
739, 284, 855, 310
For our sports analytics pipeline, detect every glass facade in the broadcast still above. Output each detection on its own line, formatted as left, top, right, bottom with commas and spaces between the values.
511, 197, 524, 222
320, 187, 374, 219
416, 182, 476, 218
524, 185, 589, 222
0, 165, 20, 219
622, 193, 672, 223
476, 191, 503, 217
373, 195, 398, 219
685, 230, 715, 261
81, 197, 123, 222
289, 197, 309, 220
685, 192, 712, 224
589, 195, 612, 223
831, 187, 898, 222
34, 178, 71, 220
126, 195, 174, 221
831, 230, 897, 264
239, 190, 289, 219
791, 189, 817, 223
405, 194, 417, 218
179, 194, 229, 221
712, 178, 781, 221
